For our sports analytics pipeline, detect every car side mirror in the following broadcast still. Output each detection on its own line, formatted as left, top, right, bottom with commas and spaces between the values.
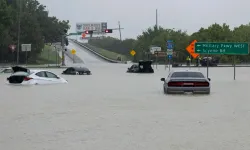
160, 78, 165, 81
208, 78, 211, 81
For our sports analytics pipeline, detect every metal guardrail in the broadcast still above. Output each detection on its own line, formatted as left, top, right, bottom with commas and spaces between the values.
70, 39, 123, 63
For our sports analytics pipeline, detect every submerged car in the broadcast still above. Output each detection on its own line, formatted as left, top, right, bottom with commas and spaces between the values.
7, 66, 67, 85
160, 70, 210, 94
0, 67, 13, 73
200, 57, 219, 66
127, 60, 154, 73
62, 67, 91, 75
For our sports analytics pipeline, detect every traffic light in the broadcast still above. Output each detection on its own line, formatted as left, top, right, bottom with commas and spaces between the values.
105, 29, 113, 33
85, 30, 93, 34
64, 37, 69, 46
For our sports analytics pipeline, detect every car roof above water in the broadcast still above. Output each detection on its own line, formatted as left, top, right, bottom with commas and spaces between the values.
29, 69, 49, 73
171, 70, 202, 73
67, 67, 90, 71
11, 69, 51, 75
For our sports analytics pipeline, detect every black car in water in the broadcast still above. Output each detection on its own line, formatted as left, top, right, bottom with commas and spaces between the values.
62, 67, 91, 75
200, 57, 219, 66
127, 60, 154, 73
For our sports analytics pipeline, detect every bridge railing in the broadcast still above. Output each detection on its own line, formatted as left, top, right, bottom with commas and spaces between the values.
70, 39, 124, 63
64, 50, 84, 63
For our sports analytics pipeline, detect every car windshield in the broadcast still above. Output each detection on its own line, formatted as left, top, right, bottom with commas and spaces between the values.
171, 72, 205, 78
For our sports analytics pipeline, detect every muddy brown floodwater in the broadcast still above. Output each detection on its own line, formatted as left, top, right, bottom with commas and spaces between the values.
0, 64, 250, 150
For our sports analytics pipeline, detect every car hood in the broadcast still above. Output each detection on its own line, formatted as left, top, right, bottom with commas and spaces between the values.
12, 66, 30, 73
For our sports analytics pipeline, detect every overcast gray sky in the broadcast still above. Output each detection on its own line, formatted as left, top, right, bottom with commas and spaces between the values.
39, 0, 250, 39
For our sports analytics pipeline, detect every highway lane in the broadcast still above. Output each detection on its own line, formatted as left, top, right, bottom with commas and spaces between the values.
67, 41, 108, 65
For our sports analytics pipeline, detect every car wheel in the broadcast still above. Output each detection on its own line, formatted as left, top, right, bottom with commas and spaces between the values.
205, 90, 210, 94
164, 88, 172, 94
164, 88, 168, 94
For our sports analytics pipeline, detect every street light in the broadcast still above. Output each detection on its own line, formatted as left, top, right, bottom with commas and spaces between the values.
16, 0, 21, 64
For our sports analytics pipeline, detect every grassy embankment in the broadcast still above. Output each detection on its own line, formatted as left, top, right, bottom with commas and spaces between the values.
36, 45, 61, 64
84, 43, 131, 61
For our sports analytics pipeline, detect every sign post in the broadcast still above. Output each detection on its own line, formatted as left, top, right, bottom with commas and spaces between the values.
166, 40, 173, 71
233, 55, 236, 80
206, 53, 209, 78
21, 44, 31, 65
150, 46, 161, 54
195, 42, 249, 80
130, 50, 136, 62
194, 42, 249, 54
168, 55, 172, 71
150, 46, 161, 69
71, 49, 76, 63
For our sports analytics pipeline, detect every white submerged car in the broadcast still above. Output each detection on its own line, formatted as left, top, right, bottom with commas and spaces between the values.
0, 67, 13, 74
7, 66, 68, 85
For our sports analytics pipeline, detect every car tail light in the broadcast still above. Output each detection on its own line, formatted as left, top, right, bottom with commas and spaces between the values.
194, 82, 209, 87
168, 82, 183, 86
24, 77, 33, 81
168, 81, 209, 87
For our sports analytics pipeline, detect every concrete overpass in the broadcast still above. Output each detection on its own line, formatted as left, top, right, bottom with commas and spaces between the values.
65, 41, 108, 65
68, 39, 124, 64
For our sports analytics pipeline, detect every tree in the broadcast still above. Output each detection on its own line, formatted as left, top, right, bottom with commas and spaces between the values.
88, 23, 250, 63
0, 0, 70, 63
88, 36, 136, 56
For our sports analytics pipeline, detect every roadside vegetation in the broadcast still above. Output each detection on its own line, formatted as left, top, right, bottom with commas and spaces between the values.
36, 45, 61, 64
88, 23, 250, 63
84, 43, 131, 61
0, 0, 70, 64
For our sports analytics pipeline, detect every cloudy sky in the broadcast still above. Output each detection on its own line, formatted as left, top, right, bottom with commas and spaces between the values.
39, 0, 250, 39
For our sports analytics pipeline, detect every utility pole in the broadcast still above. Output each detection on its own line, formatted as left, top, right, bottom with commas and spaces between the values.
118, 21, 122, 41
17, 0, 22, 64
61, 35, 66, 66
156, 9, 158, 29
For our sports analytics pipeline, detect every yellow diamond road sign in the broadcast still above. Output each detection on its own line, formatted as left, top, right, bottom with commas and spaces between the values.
130, 50, 136, 56
71, 49, 76, 54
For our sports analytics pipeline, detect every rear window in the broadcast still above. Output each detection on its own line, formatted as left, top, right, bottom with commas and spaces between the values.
171, 72, 204, 78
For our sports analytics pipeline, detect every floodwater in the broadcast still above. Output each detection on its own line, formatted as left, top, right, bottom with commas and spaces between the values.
1, 64, 250, 150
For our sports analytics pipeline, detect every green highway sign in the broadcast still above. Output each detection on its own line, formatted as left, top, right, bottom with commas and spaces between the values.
195, 42, 249, 55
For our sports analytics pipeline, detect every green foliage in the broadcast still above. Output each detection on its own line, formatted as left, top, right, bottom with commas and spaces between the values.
0, 0, 70, 63
89, 36, 136, 57
36, 45, 61, 64
84, 43, 130, 61
89, 24, 250, 63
